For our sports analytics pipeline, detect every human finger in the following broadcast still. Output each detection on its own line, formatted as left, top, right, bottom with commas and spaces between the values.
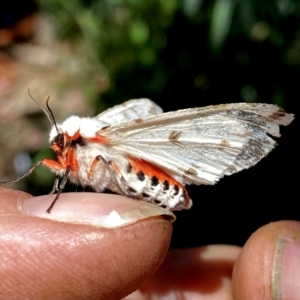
0, 186, 174, 299
127, 245, 241, 299
233, 220, 300, 300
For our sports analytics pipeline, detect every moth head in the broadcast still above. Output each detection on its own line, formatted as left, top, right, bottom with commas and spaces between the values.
50, 133, 66, 153
49, 116, 85, 153
28, 90, 71, 153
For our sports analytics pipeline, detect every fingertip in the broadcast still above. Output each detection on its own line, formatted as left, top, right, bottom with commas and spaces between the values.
0, 186, 31, 213
94, 216, 173, 299
1, 215, 173, 299
19, 192, 175, 228
0, 188, 173, 299
232, 220, 300, 300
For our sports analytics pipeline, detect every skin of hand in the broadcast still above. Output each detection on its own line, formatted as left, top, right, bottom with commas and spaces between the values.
0, 186, 299, 300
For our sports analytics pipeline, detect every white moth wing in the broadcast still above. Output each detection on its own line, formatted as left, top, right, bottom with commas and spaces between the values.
96, 99, 163, 125
98, 103, 294, 185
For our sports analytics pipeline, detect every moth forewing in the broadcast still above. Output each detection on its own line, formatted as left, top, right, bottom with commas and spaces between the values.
0, 98, 294, 213
100, 103, 294, 187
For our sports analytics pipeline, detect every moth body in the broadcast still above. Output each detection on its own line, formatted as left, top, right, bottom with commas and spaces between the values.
48, 115, 190, 210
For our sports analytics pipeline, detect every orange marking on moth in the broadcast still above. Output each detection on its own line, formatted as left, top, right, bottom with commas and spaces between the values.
66, 148, 79, 171
69, 130, 80, 140
110, 161, 121, 175
42, 158, 66, 171
51, 144, 61, 152
47, 147, 79, 172
129, 157, 190, 202
129, 158, 177, 185
85, 135, 109, 145
88, 156, 102, 179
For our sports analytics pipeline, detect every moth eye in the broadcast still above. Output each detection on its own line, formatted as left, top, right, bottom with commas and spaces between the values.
51, 133, 65, 148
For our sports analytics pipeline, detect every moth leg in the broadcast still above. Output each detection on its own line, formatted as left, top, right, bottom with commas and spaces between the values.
49, 175, 60, 194
88, 156, 104, 180
107, 161, 130, 193
106, 161, 140, 198
46, 167, 70, 214
88, 155, 124, 194
0, 160, 44, 184
0, 159, 63, 184
0, 157, 70, 214
42, 158, 69, 172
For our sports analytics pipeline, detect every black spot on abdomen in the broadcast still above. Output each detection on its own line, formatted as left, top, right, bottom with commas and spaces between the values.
126, 163, 132, 173
151, 176, 159, 186
163, 180, 169, 191
173, 185, 179, 196
128, 187, 136, 193
137, 171, 145, 181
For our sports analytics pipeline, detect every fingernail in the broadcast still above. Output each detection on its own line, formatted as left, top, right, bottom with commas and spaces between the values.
272, 236, 300, 300
19, 193, 176, 229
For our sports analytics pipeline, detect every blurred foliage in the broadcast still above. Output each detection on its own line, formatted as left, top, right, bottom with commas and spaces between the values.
37, 0, 300, 111
37, 0, 180, 107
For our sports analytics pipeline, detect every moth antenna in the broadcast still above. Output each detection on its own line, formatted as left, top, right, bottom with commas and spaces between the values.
45, 97, 59, 133
28, 89, 60, 133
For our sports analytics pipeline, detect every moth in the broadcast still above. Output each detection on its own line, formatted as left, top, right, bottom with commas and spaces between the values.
1, 95, 294, 213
